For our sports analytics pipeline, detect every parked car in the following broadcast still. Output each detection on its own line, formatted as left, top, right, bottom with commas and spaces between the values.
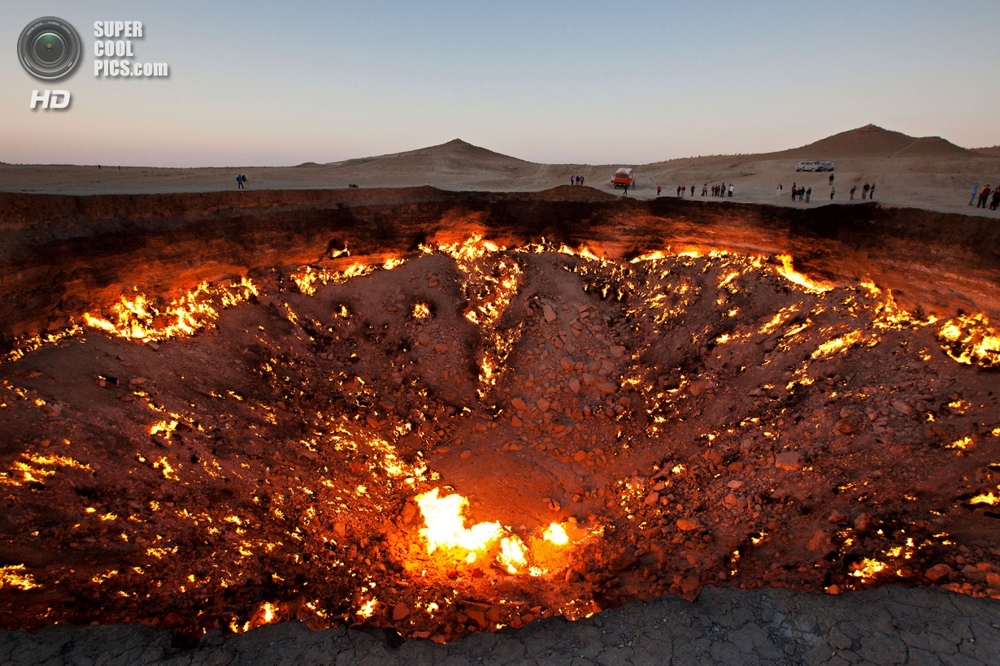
795, 160, 835, 172
611, 168, 634, 189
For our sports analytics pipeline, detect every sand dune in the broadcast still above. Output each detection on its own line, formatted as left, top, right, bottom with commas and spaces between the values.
2, 125, 1000, 216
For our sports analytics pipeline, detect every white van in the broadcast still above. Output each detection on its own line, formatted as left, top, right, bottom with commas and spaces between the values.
795, 161, 835, 172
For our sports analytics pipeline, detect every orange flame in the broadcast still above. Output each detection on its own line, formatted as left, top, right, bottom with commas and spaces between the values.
414, 488, 502, 559
775, 255, 832, 293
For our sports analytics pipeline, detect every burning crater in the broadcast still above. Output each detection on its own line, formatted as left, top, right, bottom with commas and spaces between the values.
1, 190, 1000, 644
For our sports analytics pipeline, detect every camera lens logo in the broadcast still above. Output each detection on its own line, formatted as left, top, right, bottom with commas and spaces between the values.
18, 17, 82, 80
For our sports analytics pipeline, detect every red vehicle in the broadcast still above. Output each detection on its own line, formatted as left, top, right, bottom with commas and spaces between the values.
611, 168, 634, 189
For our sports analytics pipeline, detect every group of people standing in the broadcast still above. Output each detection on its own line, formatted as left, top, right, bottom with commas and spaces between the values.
970, 183, 1000, 210
570, 175, 586, 186
236, 174, 249, 189
782, 181, 876, 203
669, 183, 733, 197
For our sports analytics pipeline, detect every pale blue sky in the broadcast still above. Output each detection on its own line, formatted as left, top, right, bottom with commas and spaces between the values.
2, 0, 998, 167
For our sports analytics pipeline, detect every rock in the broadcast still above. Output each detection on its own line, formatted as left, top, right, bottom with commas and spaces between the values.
644, 492, 659, 506
548, 498, 561, 511
573, 450, 587, 462
460, 450, 472, 459
986, 572, 1000, 587
569, 378, 581, 393
826, 584, 841, 595
560, 358, 574, 371
609, 345, 626, 359
892, 400, 914, 416
676, 518, 700, 531
129, 377, 148, 386
775, 451, 802, 471
726, 480, 744, 490
400, 503, 417, 526
689, 380, 714, 397
680, 575, 702, 601
596, 382, 617, 394
485, 606, 501, 622
511, 398, 528, 411
853, 512, 872, 532
511, 416, 523, 428
434, 344, 448, 354
834, 419, 855, 434
333, 522, 347, 538
466, 608, 487, 628
542, 305, 557, 323
392, 602, 410, 621
807, 530, 833, 554
537, 398, 551, 412
925, 563, 953, 582
723, 493, 739, 508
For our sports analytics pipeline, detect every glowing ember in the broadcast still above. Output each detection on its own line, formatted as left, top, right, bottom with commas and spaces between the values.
412, 302, 431, 319
415, 488, 503, 557
947, 436, 973, 450
543, 522, 570, 546
498, 536, 528, 574
937, 313, 1000, 368
357, 597, 378, 619
850, 558, 887, 580
811, 330, 863, 359
81, 278, 258, 342
0, 565, 40, 591
969, 492, 998, 506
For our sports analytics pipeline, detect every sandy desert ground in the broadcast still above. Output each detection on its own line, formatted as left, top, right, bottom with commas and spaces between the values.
3, 124, 1000, 218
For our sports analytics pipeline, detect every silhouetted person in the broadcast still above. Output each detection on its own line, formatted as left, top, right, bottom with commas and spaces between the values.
978, 185, 991, 208
806, 187, 812, 203
990, 189, 1000, 210
850, 185, 856, 200
677, 185, 682, 196
970, 183, 980, 206
869, 182, 875, 199
830, 187, 835, 200
829, 173, 834, 186
657, 185, 661, 196
728, 184, 734, 197
863, 183, 870, 200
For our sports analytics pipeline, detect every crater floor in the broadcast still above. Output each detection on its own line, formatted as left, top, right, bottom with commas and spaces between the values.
1, 239, 999, 644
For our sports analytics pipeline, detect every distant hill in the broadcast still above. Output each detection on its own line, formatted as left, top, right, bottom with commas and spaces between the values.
763, 124, 972, 160
323, 139, 533, 171
971, 146, 1000, 157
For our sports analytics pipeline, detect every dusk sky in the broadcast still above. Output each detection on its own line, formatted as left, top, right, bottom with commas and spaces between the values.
2, 0, 998, 167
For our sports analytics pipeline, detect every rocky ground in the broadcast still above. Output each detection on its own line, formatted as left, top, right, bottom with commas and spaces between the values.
2, 585, 999, 665
2, 240, 998, 647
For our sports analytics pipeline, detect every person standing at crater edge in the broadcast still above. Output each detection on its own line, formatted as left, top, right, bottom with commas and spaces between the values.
978, 184, 991, 209
970, 182, 980, 206
869, 182, 876, 200
850, 185, 857, 200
